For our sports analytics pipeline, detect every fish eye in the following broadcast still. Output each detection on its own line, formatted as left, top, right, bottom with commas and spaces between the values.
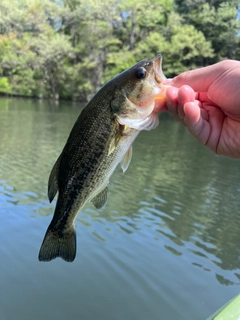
135, 67, 147, 80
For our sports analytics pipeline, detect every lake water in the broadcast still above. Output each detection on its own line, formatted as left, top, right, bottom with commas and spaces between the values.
0, 97, 240, 320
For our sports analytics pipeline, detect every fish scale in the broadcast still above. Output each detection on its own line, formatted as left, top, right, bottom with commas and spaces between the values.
38, 54, 167, 262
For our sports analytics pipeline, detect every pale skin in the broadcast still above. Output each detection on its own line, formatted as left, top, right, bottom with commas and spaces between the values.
155, 60, 240, 158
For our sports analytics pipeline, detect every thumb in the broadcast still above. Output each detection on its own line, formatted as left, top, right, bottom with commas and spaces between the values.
171, 63, 225, 92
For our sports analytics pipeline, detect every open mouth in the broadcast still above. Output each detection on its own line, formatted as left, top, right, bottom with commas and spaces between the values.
152, 54, 169, 110
124, 54, 168, 120
153, 54, 166, 85
134, 55, 168, 118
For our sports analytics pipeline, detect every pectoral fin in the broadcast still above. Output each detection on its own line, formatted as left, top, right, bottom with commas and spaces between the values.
121, 146, 132, 173
48, 154, 62, 203
91, 186, 108, 209
108, 133, 121, 155
108, 124, 125, 155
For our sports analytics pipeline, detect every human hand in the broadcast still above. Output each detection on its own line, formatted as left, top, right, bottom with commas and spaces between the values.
157, 60, 240, 158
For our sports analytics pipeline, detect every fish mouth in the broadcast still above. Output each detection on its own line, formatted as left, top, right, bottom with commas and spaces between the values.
153, 54, 166, 86
123, 54, 168, 125
133, 54, 167, 118
152, 54, 169, 111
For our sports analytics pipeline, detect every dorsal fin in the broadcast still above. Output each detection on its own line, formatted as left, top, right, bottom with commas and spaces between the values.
48, 154, 62, 203
121, 145, 132, 173
91, 186, 108, 209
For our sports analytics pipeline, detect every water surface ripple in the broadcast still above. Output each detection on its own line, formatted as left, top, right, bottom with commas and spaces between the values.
0, 98, 240, 320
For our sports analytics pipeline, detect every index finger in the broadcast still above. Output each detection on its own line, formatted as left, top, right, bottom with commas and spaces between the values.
170, 61, 238, 92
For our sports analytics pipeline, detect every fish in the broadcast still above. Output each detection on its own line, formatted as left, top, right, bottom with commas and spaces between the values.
38, 54, 167, 262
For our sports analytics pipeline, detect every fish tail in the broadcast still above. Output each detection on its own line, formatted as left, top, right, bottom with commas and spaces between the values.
38, 226, 76, 262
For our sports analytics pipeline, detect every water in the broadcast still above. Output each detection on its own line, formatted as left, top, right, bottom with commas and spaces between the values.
0, 97, 240, 320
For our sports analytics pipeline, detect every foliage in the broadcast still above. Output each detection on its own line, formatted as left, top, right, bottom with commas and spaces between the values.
0, 0, 239, 100
174, 0, 240, 63
0, 77, 11, 93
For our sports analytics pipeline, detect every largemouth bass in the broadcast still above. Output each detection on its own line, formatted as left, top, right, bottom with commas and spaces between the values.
39, 54, 167, 262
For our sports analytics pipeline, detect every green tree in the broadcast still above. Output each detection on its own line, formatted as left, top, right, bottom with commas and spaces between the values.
0, 0, 239, 100
103, 0, 173, 80
174, 0, 240, 63
104, 1, 214, 79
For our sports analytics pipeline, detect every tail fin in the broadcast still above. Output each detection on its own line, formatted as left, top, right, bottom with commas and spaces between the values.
38, 227, 76, 262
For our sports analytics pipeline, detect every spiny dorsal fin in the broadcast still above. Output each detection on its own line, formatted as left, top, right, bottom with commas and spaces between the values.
48, 154, 62, 203
91, 186, 108, 209
121, 145, 132, 173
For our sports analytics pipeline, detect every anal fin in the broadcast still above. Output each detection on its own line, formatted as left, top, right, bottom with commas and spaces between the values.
91, 186, 108, 209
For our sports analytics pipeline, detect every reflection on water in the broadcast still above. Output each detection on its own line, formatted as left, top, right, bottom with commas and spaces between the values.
0, 97, 240, 320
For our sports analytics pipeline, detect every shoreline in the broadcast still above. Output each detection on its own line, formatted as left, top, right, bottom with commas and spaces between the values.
0, 92, 87, 104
